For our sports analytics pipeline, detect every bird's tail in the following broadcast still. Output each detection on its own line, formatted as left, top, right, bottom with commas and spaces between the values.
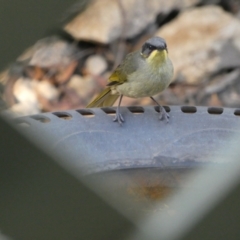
86, 87, 119, 108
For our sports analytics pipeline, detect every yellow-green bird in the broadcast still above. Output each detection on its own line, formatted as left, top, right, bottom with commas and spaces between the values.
87, 36, 174, 124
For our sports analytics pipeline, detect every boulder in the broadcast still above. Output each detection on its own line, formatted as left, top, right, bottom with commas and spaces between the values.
156, 5, 240, 84
64, 0, 200, 44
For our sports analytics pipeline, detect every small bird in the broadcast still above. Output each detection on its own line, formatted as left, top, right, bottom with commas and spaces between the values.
87, 36, 174, 124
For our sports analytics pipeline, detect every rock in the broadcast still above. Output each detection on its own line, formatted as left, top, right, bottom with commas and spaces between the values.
156, 5, 240, 84
13, 78, 38, 105
34, 80, 59, 101
84, 55, 108, 75
201, 0, 240, 14
64, 0, 200, 44
18, 36, 79, 84
10, 77, 62, 116
18, 36, 78, 67
68, 74, 98, 101
193, 68, 240, 105
8, 102, 40, 117
10, 78, 40, 116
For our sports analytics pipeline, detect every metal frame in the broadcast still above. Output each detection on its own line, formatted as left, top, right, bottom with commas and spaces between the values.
1, 106, 240, 239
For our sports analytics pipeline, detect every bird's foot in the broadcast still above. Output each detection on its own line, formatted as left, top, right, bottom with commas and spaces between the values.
159, 106, 170, 123
113, 111, 125, 125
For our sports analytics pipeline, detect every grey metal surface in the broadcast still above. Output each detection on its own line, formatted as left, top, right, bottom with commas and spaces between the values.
0, 115, 134, 240
13, 105, 240, 174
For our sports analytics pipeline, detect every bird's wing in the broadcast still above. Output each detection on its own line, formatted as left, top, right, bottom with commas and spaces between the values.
86, 51, 141, 108
107, 51, 140, 86
86, 87, 119, 108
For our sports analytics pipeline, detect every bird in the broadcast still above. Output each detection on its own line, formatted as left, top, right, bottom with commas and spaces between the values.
86, 36, 174, 125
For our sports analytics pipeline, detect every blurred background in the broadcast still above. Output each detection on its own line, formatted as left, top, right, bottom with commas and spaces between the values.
1, 2, 240, 239
1, 0, 240, 116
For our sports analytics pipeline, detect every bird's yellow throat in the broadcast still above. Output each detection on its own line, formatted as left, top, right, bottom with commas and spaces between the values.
146, 49, 168, 69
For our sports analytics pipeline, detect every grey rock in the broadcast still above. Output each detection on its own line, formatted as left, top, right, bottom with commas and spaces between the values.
64, 0, 200, 44
156, 5, 240, 84
18, 36, 79, 69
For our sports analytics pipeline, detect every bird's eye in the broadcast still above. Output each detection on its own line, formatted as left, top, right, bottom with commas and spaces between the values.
148, 45, 154, 50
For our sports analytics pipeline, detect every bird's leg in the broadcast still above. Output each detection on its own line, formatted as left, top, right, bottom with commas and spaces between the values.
150, 96, 169, 122
113, 95, 124, 124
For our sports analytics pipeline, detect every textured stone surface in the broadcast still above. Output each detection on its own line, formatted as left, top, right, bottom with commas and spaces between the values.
84, 55, 108, 75
18, 36, 78, 68
156, 6, 240, 84
3, 3, 240, 116
64, 0, 200, 43
17, 36, 79, 84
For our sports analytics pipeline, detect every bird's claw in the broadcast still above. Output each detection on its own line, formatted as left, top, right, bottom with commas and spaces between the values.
159, 106, 170, 123
113, 112, 125, 125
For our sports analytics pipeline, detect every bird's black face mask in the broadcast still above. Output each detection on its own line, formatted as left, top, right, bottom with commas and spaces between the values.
141, 37, 168, 58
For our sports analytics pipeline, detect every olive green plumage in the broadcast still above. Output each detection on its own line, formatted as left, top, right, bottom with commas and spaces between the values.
86, 87, 118, 108
86, 36, 174, 124
86, 52, 140, 108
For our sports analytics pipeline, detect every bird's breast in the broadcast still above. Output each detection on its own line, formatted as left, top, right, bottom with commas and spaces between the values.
115, 59, 173, 98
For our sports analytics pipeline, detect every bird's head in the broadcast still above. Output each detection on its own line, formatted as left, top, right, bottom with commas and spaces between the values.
141, 36, 168, 67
